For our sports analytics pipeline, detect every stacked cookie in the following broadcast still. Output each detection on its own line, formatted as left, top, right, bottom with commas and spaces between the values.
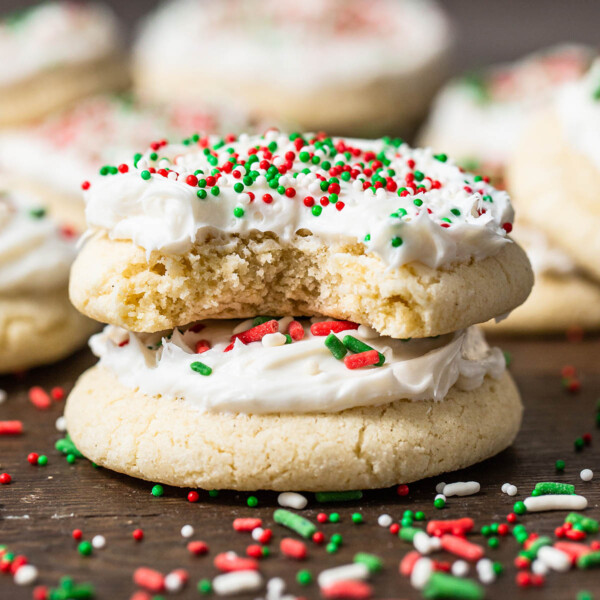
421, 45, 600, 333
65, 132, 533, 491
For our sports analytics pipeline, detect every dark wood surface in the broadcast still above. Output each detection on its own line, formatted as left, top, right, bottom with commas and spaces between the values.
1, 334, 599, 599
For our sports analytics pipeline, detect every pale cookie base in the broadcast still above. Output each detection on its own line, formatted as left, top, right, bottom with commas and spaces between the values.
70, 232, 533, 338
133, 54, 448, 137
507, 111, 600, 280
483, 271, 600, 334
0, 289, 98, 374
0, 54, 129, 128
65, 367, 522, 491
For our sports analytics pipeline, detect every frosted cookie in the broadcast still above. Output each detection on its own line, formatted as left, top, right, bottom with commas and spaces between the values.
419, 44, 593, 184
0, 95, 250, 231
484, 226, 600, 334
133, 0, 453, 136
0, 2, 128, 128
70, 132, 533, 338
507, 60, 600, 282
65, 320, 521, 490
0, 191, 97, 374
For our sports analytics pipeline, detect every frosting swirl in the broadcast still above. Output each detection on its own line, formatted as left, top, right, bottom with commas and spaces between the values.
0, 2, 121, 87
84, 132, 514, 270
0, 191, 75, 295
90, 319, 505, 414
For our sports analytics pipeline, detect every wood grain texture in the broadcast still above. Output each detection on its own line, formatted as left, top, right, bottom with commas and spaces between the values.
0, 336, 598, 599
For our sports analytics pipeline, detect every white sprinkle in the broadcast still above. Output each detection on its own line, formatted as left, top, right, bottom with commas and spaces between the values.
262, 332, 287, 347
213, 571, 263, 595
318, 563, 369, 588
251, 527, 264, 541
413, 531, 436, 555
277, 317, 294, 332
91, 535, 106, 549
452, 560, 469, 577
14, 565, 38, 586
410, 558, 432, 590
531, 559, 549, 576
501, 483, 510, 494
434, 494, 446, 502
435, 482, 446, 494
580, 469, 594, 482
55, 416, 67, 432
537, 546, 571, 572
237, 193, 251, 205
165, 572, 185, 593
476, 558, 495, 584
443, 482, 480, 497
377, 514, 393, 527
265, 577, 285, 600
0, 389, 6, 404
524, 494, 588, 512
233, 319, 254, 335
181, 524, 194, 538
357, 325, 378, 339
277, 492, 307, 510
507, 485, 518, 496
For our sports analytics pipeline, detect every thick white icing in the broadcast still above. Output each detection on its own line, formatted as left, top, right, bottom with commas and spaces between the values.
0, 191, 75, 294
90, 320, 505, 414
134, 0, 452, 91
556, 59, 600, 170
0, 96, 249, 197
84, 132, 514, 270
422, 45, 592, 168
0, 2, 121, 87
515, 224, 575, 276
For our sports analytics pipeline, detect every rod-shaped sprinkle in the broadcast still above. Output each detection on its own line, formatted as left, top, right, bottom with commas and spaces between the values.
324, 333, 347, 360
532, 482, 575, 496
273, 509, 316, 538
315, 491, 363, 502
565, 513, 599, 533
342, 336, 385, 366
442, 481, 481, 497
422, 572, 484, 600
524, 495, 588, 512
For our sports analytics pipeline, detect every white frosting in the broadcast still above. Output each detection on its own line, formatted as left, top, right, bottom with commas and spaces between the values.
514, 224, 575, 276
134, 0, 452, 91
556, 59, 600, 170
0, 96, 249, 197
91, 320, 505, 414
84, 132, 514, 270
0, 191, 75, 295
423, 45, 592, 169
0, 2, 121, 87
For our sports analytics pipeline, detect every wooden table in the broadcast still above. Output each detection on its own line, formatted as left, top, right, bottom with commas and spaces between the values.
1, 334, 599, 599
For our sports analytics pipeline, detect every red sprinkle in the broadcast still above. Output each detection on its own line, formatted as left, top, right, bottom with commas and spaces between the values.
0, 421, 23, 435
280, 538, 307, 560
317, 513, 328, 524
33, 586, 49, 600
133, 529, 144, 541
0, 473, 11, 484
344, 350, 379, 370
213, 553, 258, 572
187, 541, 209, 556
230, 320, 279, 345
312, 532, 325, 544
246, 544, 263, 559
258, 529, 272, 544
427, 518, 474, 537
28, 452, 39, 465
28, 387, 51, 410
554, 541, 592, 563
187, 491, 199, 503
50, 387, 65, 401
133, 567, 165, 592
81, 181, 90, 191
399, 550, 421, 576
288, 320, 305, 341
72, 529, 83, 540
233, 518, 262, 532
440, 534, 484, 562
389, 523, 400, 535
396, 484, 410, 497
194, 340, 211, 354
310, 320, 359, 336
321, 580, 373, 600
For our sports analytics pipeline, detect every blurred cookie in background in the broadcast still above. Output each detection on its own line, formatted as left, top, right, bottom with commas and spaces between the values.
0, 190, 97, 374
0, 1, 129, 128
419, 44, 593, 185
0, 95, 251, 231
133, 0, 453, 137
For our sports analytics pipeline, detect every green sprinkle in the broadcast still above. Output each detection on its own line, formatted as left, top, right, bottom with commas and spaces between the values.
503, 351, 512, 367
488, 537, 499, 549
296, 570, 312, 586
252, 316, 272, 326
325, 333, 347, 360
353, 552, 383, 573
29, 207, 46, 219
401, 517, 413, 527
312, 205, 322, 217
399, 526, 422, 542
151, 484, 164, 497
330, 533, 343, 546
364, 234, 371, 242
555, 459, 565, 471
450, 208, 461, 216
208, 489, 219, 498
513, 501, 527, 515
533, 482, 575, 495
326, 543, 338, 554
423, 572, 484, 600
413, 170, 424, 182
55, 435, 83, 458
434, 153, 447, 162
247, 495, 258, 507
190, 361, 212, 376
575, 437, 585, 451
234, 182, 244, 193
210, 186, 220, 196
285, 334, 292, 344
196, 189, 207, 200
481, 525, 491, 537
577, 551, 600, 569
413, 198, 423, 207
391, 236, 403, 248
329, 513, 340, 523
492, 562, 503, 575
565, 513, 599, 533
434, 498, 446, 509
351, 513, 363, 524
197, 579, 212, 594
233, 206, 245, 218
273, 509, 316, 539
78, 541, 92, 556
141, 170, 151, 180
66, 454, 76, 464
37, 455, 48, 466
342, 336, 385, 366
415, 511, 425, 521
577, 592, 593, 600
315, 491, 363, 502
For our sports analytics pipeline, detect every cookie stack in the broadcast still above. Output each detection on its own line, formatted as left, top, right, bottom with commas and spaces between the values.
65, 131, 533, 491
